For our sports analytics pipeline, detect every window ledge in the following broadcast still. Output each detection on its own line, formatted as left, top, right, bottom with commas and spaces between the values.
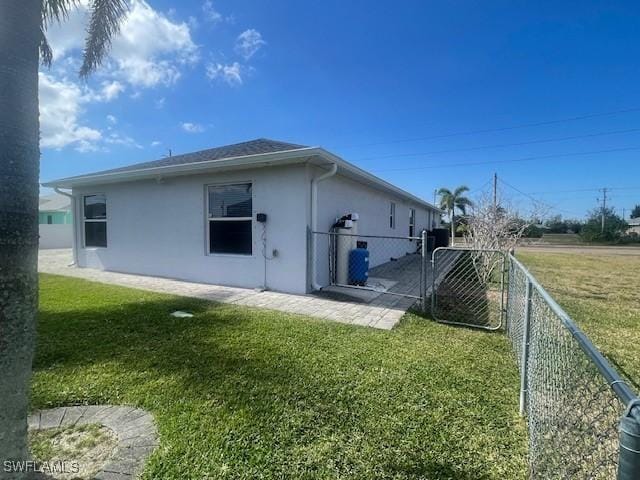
206, 252, 255, 259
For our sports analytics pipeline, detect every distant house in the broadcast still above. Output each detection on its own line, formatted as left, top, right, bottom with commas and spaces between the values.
43, 138, 442, 294
39, 193, 72, 225
628, 217, 640, 235
39, 193, 73, 248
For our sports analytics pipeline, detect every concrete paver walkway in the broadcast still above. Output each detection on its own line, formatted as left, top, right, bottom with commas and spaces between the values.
38, 249, 420, 329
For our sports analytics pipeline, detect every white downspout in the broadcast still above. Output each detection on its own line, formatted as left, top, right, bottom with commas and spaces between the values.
310, 162, 338, 291
53, 187, 78, 267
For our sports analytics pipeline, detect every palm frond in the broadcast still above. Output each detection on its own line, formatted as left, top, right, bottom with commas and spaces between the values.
42, 0, 79, 27
39, 27, 53, 67
79, 0, 129, 78
455, 197, 472, 215
453, 185, 470, 196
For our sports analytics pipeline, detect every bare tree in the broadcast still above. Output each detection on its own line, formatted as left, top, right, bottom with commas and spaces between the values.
463, 193, 541, 283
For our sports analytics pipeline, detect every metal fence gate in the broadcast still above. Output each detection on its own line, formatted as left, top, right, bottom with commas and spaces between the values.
310, 230, 430, 308
430, 246, 640, 479
430, 247, 507, 330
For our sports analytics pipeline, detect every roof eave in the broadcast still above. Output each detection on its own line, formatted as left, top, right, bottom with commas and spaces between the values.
42, 147, 318, 189
42, 145, 441, 213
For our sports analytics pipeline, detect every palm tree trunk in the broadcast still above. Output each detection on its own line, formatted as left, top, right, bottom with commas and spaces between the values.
450, 211, 455, 244
0, 1, 42, 476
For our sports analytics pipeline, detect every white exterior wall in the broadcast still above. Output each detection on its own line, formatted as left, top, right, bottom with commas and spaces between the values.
72, 165, 310, 294
313, 170, 440, 288
39, 224, 73, 249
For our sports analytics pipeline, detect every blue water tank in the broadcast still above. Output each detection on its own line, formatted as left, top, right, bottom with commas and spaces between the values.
349, 248, 369, 285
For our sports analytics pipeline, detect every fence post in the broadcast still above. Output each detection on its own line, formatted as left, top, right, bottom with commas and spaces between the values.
519, 278, 533, 416
430, 249, 437, 317
618, 401, 640, 480
421, 230, 427, 313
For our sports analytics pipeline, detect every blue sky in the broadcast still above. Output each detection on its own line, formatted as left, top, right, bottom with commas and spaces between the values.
40, 0, 640, 219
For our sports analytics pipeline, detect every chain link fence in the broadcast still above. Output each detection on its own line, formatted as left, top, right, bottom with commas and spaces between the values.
507, 254, 640, 479
310, 238, 640, 478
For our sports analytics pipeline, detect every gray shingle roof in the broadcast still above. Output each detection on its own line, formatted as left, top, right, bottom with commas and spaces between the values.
39, 193, 71, 211
628, 217, 640, 226
85, 138, 309, 177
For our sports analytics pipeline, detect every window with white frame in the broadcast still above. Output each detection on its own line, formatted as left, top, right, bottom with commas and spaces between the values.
83, 194, 107, 247
409, 208, 416, 237
390, 202, 396, 229
207, 183, 253, 255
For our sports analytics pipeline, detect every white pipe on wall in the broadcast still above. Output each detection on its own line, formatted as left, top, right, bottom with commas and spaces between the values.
310, 162, 338, 291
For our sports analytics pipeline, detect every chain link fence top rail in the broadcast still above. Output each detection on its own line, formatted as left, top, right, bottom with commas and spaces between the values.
507, 254, 640, 480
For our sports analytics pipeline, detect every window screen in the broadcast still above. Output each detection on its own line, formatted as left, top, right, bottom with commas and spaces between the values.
84, 194, 107, 219
409, 208, 416, 237
390, 202, 396, 229
208, 184, 252, 218
85, 222, 107, 248
209, 220, 252, 255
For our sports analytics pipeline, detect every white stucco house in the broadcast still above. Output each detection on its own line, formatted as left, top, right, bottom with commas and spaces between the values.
43, 139, 441, 294
628, 217, 640, 235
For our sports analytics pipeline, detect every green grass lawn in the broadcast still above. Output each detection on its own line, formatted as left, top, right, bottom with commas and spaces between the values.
517, 251, 640, 390
34, 274, 527, 480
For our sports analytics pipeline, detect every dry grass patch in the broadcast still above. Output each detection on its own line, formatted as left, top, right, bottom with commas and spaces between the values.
29, 423, 117, 479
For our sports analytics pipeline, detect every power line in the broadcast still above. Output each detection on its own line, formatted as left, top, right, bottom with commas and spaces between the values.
522, 186, 640, 195
372, 146, 640, 172
354, 127, 640, 163
498, 177, 585, 217
334, 106, 640, 149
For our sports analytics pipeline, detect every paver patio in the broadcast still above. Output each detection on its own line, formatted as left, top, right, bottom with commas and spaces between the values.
38, 249, 432, 329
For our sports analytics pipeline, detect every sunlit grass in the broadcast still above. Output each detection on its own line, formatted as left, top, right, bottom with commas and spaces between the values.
517, 252, 640, 389
34, 273, 527, 479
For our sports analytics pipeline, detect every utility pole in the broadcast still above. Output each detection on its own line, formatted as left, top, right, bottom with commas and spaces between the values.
599, 187, 608, 233
433, 188, 437, 205
493, 173, 498, 210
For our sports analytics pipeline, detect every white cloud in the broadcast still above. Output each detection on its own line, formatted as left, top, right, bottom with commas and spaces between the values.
235, 29, 265, 60
100, 80, 125, 101
105, 132, 142, 149
155, 97, 166, 109
39, 0, 197, 151
181, 122, 205, 133
206, 62, 243, 86
109, 0, 199, 87
202, 1, 222, 23
46, 0, 198, 88
39, 73, 142, 152
151, 140, 162, 147
39, 72, 102, 152
187, 16, 199, 29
